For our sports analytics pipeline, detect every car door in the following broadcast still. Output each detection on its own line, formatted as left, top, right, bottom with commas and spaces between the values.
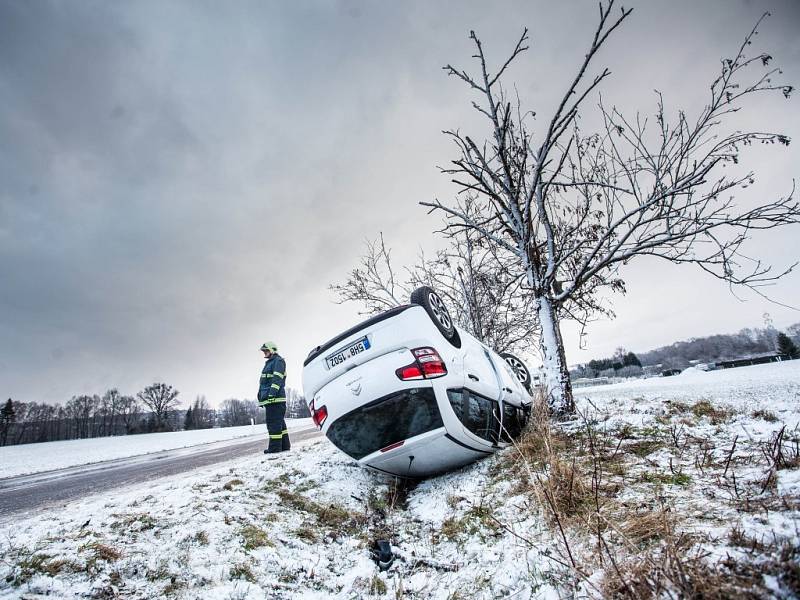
456, 338, 502, 446
460, 337, 501, 403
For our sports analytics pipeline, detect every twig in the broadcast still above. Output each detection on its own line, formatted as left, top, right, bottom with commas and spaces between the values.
723, 435, 738, 478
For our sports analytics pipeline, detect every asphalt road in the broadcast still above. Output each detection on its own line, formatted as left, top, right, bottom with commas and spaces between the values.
0, 426, 322, 519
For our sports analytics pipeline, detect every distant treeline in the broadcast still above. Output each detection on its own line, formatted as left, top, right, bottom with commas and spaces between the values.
572, 323, 800, 380
637, 323, 800, 368
0, 385, 309, 447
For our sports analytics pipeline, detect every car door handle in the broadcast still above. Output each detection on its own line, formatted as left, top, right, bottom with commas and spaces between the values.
468, 374, 479, 381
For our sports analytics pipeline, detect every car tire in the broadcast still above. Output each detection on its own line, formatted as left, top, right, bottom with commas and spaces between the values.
500, 353, 532, 389
410, 286, 460, 347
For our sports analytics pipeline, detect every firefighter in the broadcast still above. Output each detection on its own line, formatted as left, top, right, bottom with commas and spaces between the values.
258, 341, 290, 453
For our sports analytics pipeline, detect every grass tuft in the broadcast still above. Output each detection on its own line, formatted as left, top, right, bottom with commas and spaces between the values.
276, 489, 366, 535
110, 512, 156, 532
7, 552, 74, 585
240, 524, 273, 550
640, 471, 692, 486
192, 530, 209, 545
751, 408, 778, 422
691, 399, 732, 424
230, 562, 256, 583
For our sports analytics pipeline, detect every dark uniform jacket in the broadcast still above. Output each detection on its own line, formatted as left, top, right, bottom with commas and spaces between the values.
258, 353, 286, 405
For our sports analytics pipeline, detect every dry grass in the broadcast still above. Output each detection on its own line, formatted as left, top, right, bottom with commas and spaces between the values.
539, 457, 593, 520
751, 408, 778, 422
192, 530, 209, 545
7, 552, 76, 585
275, 489, 367, 536
229, 562, 256, 583
82, 541, 123, 568
240, 524, 273, 551
293, 523, 319, 543
495, 393, 800, 599
639, 471, 692, 486
620, 510, 676, 547
691, 399, 733, 424
625, 439, 664, 458
604, 530, 800, 599
508, 392, 567, 470
437, 502, 500, 542
758, 425, 800, 492
110, 512, 156, 532
728, 525, 767, 552
498, 391, 743, 594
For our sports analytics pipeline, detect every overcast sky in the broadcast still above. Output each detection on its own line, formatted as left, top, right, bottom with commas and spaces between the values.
1, 0, 798, 406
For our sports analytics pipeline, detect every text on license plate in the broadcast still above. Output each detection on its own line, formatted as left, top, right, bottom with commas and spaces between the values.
325, 336, 371, 369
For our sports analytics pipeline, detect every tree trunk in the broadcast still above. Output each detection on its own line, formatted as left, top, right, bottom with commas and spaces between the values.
536, 296, 575, 415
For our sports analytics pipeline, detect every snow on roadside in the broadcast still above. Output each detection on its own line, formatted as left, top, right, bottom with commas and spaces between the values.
0, 418, 313, 479
1, 362, 798, 598
0, 434, 560, 599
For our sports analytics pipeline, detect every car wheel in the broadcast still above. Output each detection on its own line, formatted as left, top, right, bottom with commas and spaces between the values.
410, 286, 460, 346
500, 353, 532, 389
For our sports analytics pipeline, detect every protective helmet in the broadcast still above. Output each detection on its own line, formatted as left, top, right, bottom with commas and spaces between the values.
260, 341, 278, 353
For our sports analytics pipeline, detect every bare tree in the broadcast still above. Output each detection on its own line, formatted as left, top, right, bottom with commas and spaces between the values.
422, 4, 797, 413
191, 395, 214, 429
96, 388, 123, 436
787, 323, 800, 346
411, 207, 541, 355
66, 395, 97, 439
331, 227, 539, 356
219, 398, 260, 427
330, 233, 408, 315
137, 383, 180, 431
118, 395, 140, 434
286, 388, 311, 419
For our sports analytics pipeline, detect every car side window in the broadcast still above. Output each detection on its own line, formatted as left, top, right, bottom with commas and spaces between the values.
500, 404, 524, 442
447, 388, 500, 443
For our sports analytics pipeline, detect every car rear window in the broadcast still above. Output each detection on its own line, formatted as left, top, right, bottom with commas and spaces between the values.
326, 388, 443, 460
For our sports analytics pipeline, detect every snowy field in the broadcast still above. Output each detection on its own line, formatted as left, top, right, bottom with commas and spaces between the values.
1, 362, 798, 598
0, 419, 313, 479
577, 360, 800, 413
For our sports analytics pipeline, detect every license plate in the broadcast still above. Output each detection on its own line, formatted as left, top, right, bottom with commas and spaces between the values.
325, 336, 371, 369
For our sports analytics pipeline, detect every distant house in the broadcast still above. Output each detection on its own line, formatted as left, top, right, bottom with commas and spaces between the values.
688, 360, 715, 371
716, 353, 788, 370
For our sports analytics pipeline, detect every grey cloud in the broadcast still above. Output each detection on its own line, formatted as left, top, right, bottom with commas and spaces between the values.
0, 0, 798, 404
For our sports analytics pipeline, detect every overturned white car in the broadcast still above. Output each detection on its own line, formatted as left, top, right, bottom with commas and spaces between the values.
302, 287, 533, 477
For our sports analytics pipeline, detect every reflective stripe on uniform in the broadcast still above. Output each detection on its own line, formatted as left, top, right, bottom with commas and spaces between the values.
261, 374, 267, 378
273, 371, 285, 379
259, 397, 286, 405
269, 434, 283, 440
270, 383, 280, 390
281, 430, 288, 435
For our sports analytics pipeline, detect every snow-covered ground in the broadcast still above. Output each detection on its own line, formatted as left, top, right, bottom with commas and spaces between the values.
0, 418, 313, 479
1, 362, 798, 598
577, 360, 800, 410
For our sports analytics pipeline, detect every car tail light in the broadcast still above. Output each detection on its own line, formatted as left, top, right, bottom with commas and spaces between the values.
395, 347, 447, 381
311, 404, 328, 428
